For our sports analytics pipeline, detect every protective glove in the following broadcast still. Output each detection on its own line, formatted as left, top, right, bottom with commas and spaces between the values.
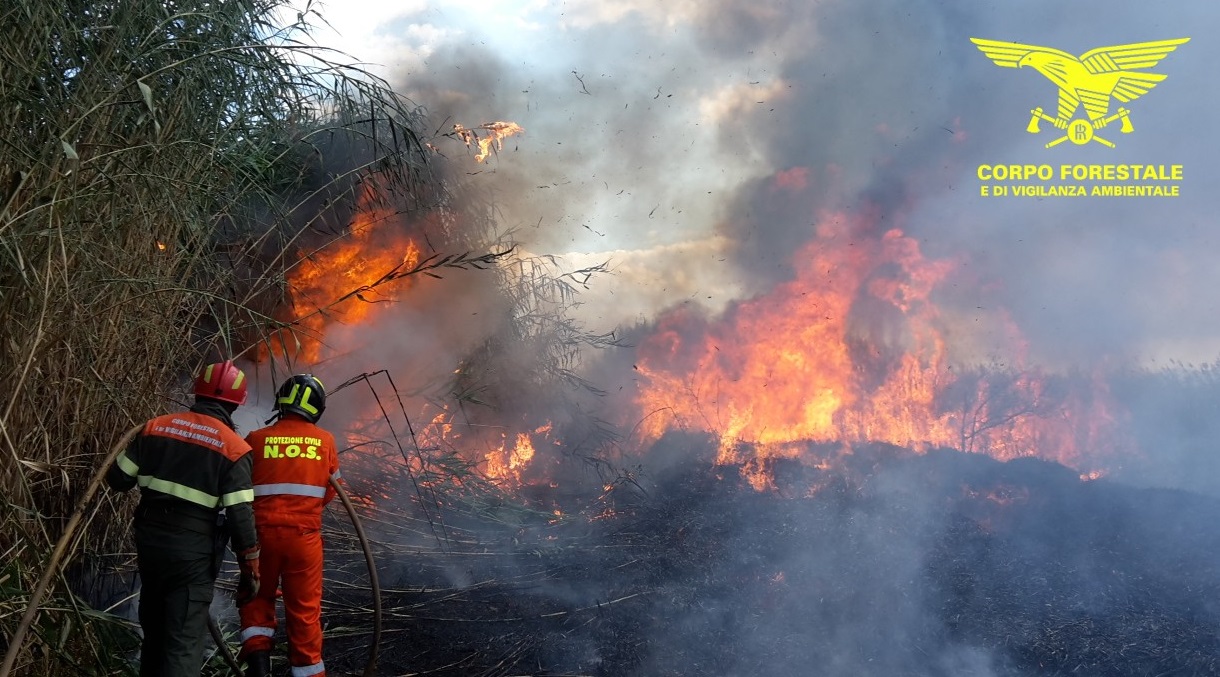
236, 545, 261, 607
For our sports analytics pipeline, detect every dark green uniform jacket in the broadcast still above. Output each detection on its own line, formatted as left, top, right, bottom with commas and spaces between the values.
106, 398, 257, 677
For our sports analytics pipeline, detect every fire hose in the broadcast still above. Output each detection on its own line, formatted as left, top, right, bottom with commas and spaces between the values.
209, 476, 382, 677
0, 427, 382, 677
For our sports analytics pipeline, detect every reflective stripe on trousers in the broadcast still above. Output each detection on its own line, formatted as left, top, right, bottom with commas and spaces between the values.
238, 526, 325, 670
240, 626, 274, 642
291, 662, 325, 676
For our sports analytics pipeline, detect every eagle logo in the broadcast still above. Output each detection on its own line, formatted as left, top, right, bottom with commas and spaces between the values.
970, 37, 1189, 148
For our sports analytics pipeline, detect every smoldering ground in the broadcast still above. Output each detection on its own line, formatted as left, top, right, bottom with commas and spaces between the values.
317, 434, 1220, 676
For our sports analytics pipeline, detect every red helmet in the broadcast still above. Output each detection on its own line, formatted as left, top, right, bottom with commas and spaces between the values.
193, 360, 248, 405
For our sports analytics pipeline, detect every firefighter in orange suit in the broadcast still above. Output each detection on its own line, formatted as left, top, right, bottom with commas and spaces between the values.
239, 374, 339, 677
106, 360, 261, 677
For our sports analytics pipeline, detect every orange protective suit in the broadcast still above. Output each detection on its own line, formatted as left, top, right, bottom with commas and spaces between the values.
239, 414, 340, 677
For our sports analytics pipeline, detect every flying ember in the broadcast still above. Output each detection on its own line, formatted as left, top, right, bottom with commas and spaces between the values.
452, 121, 526, 163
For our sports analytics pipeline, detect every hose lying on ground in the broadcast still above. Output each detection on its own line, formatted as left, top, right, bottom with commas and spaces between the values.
208, 615, 246, 676
209, 476, 382, 677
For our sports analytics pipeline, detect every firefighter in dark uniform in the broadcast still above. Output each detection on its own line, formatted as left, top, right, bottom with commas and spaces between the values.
106, 360, 262, 677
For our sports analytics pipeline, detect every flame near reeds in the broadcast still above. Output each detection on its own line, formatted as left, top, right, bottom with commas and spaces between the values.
260, 141, 1135, 494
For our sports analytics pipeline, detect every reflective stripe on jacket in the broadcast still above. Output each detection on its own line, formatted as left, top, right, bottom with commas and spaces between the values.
106, 405, 257, 552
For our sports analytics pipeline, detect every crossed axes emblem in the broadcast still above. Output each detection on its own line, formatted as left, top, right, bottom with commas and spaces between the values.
1026, 107, 1134, 148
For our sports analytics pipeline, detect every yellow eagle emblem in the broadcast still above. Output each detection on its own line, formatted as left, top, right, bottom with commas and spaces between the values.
970, 37, 1189, 147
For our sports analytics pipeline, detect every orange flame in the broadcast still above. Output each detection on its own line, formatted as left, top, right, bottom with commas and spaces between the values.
258, 146, 1136, 500
482, 422, 560, 486
486, 432, 537, 484
263, 182, 422, 363
632, 201, 1133, 483
411, 406, 558, 488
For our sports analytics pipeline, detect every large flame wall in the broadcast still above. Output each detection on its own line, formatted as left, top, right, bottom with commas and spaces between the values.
632, 203, 1132, 477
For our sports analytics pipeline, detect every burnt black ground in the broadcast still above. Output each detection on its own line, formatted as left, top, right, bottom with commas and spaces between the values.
314, 436, 1220, 676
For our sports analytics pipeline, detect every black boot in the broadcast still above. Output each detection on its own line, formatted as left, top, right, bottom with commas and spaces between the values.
244, 650, 271, 677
